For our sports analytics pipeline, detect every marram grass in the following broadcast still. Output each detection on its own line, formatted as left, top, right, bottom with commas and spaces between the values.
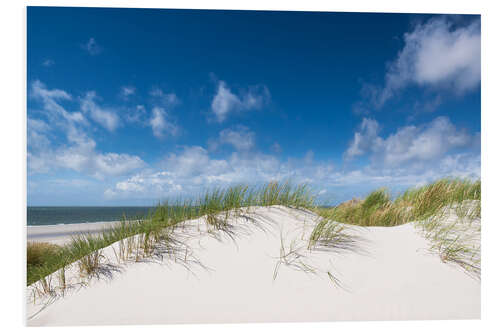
27, 178, 481, 288
315, 178, 480, 227
313, 178, 481, 277
27, 181, 315, 286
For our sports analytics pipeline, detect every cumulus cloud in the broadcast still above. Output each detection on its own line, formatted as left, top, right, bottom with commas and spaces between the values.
150, 107, 180, 138
345, 116, 472, 167
28, 121, 146, 179
333, 152, 480, 192
124, 102, 180, 138
28, 136, 146, 181
210, 125, 256, 151
29, 131, 145, 179
80, 91, 120, 131
376, 17, 480, 107
162, 146, 231, 180
211, 81, 270, 122
106, 146, 286, 198
28, 81, 145, 178
344, 118, 382, 159
104, 143, 479, 203
56, 142, 145, 179
82, 37, 101, 55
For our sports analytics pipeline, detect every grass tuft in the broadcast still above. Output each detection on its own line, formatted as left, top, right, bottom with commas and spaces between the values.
27, 242, 62, 267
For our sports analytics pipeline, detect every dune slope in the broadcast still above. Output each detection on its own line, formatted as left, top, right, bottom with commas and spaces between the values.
27, 206, 480, 326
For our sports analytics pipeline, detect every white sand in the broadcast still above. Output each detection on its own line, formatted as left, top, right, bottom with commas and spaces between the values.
27, 206, 480, 326
28, 221, 123, 245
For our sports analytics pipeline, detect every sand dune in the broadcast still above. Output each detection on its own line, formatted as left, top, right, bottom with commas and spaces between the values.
26, 206, 480, 326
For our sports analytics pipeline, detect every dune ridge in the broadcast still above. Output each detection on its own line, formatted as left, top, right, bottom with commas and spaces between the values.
27, 205, 480, 326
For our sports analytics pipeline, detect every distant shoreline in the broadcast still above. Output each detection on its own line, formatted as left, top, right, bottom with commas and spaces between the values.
27, 220, 125, 245
27, 219, 123, 227
27, 206, 156, 208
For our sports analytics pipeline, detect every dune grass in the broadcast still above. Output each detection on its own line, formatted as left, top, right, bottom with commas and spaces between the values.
416, 200, 481, 277
27, 241, 64, 290
315, 178, 480, 227
27, 178, 481, 289
27, 242, 62, 267
313, 178, 481, 277
27, 181, 315, 287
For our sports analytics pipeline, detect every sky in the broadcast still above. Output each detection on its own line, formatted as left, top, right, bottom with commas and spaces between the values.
27, 7, 481, 206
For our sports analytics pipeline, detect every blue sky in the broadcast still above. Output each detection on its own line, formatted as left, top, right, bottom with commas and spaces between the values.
27, 7, 481, 206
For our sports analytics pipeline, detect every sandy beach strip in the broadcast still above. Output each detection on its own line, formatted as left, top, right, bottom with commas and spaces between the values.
27, 221, 123, 245
27, 206, 480, 325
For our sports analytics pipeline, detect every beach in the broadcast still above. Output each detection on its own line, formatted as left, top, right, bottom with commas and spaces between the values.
27, 206, 480, 325
27, 221, 123, 245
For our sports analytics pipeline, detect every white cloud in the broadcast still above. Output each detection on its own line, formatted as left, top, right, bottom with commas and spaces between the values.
377, 17, 480, 106
344, 118, 382, 160
342, 150, 480, 191
211, 81, 270, 122
145, 89, 181, 138
28, 118, 50, 132
120, 86, 136, 99
28, 153, 52, 174
150, 88, 180, 107
105, 143, 479, 203
380, 117, 470, 166
126, 105, 147, 124
211, 82, 239, 122
59, 147, 145, 179
29, 81, 88, 173
30, 135, 145, 179
345, 116, 472, 167
437, 153, 480, 179
31, 80, 71, 100
150, 107, 180, 138
28, 81, 145, 178
162, 146, 230, 179
106, 146, 335, 199
211, 125, 255, 151
82, 37, 101, 55
80, 91, 120, 131
31, 80, 85, 124
27, 118, 51, 152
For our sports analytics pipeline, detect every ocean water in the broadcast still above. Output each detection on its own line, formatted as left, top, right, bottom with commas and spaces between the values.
27, 207, 156, 226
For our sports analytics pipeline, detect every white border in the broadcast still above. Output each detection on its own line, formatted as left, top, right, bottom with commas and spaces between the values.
2, 1, 499, 332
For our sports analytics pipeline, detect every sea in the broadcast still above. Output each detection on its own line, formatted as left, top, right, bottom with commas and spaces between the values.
27, 207, 156, 226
